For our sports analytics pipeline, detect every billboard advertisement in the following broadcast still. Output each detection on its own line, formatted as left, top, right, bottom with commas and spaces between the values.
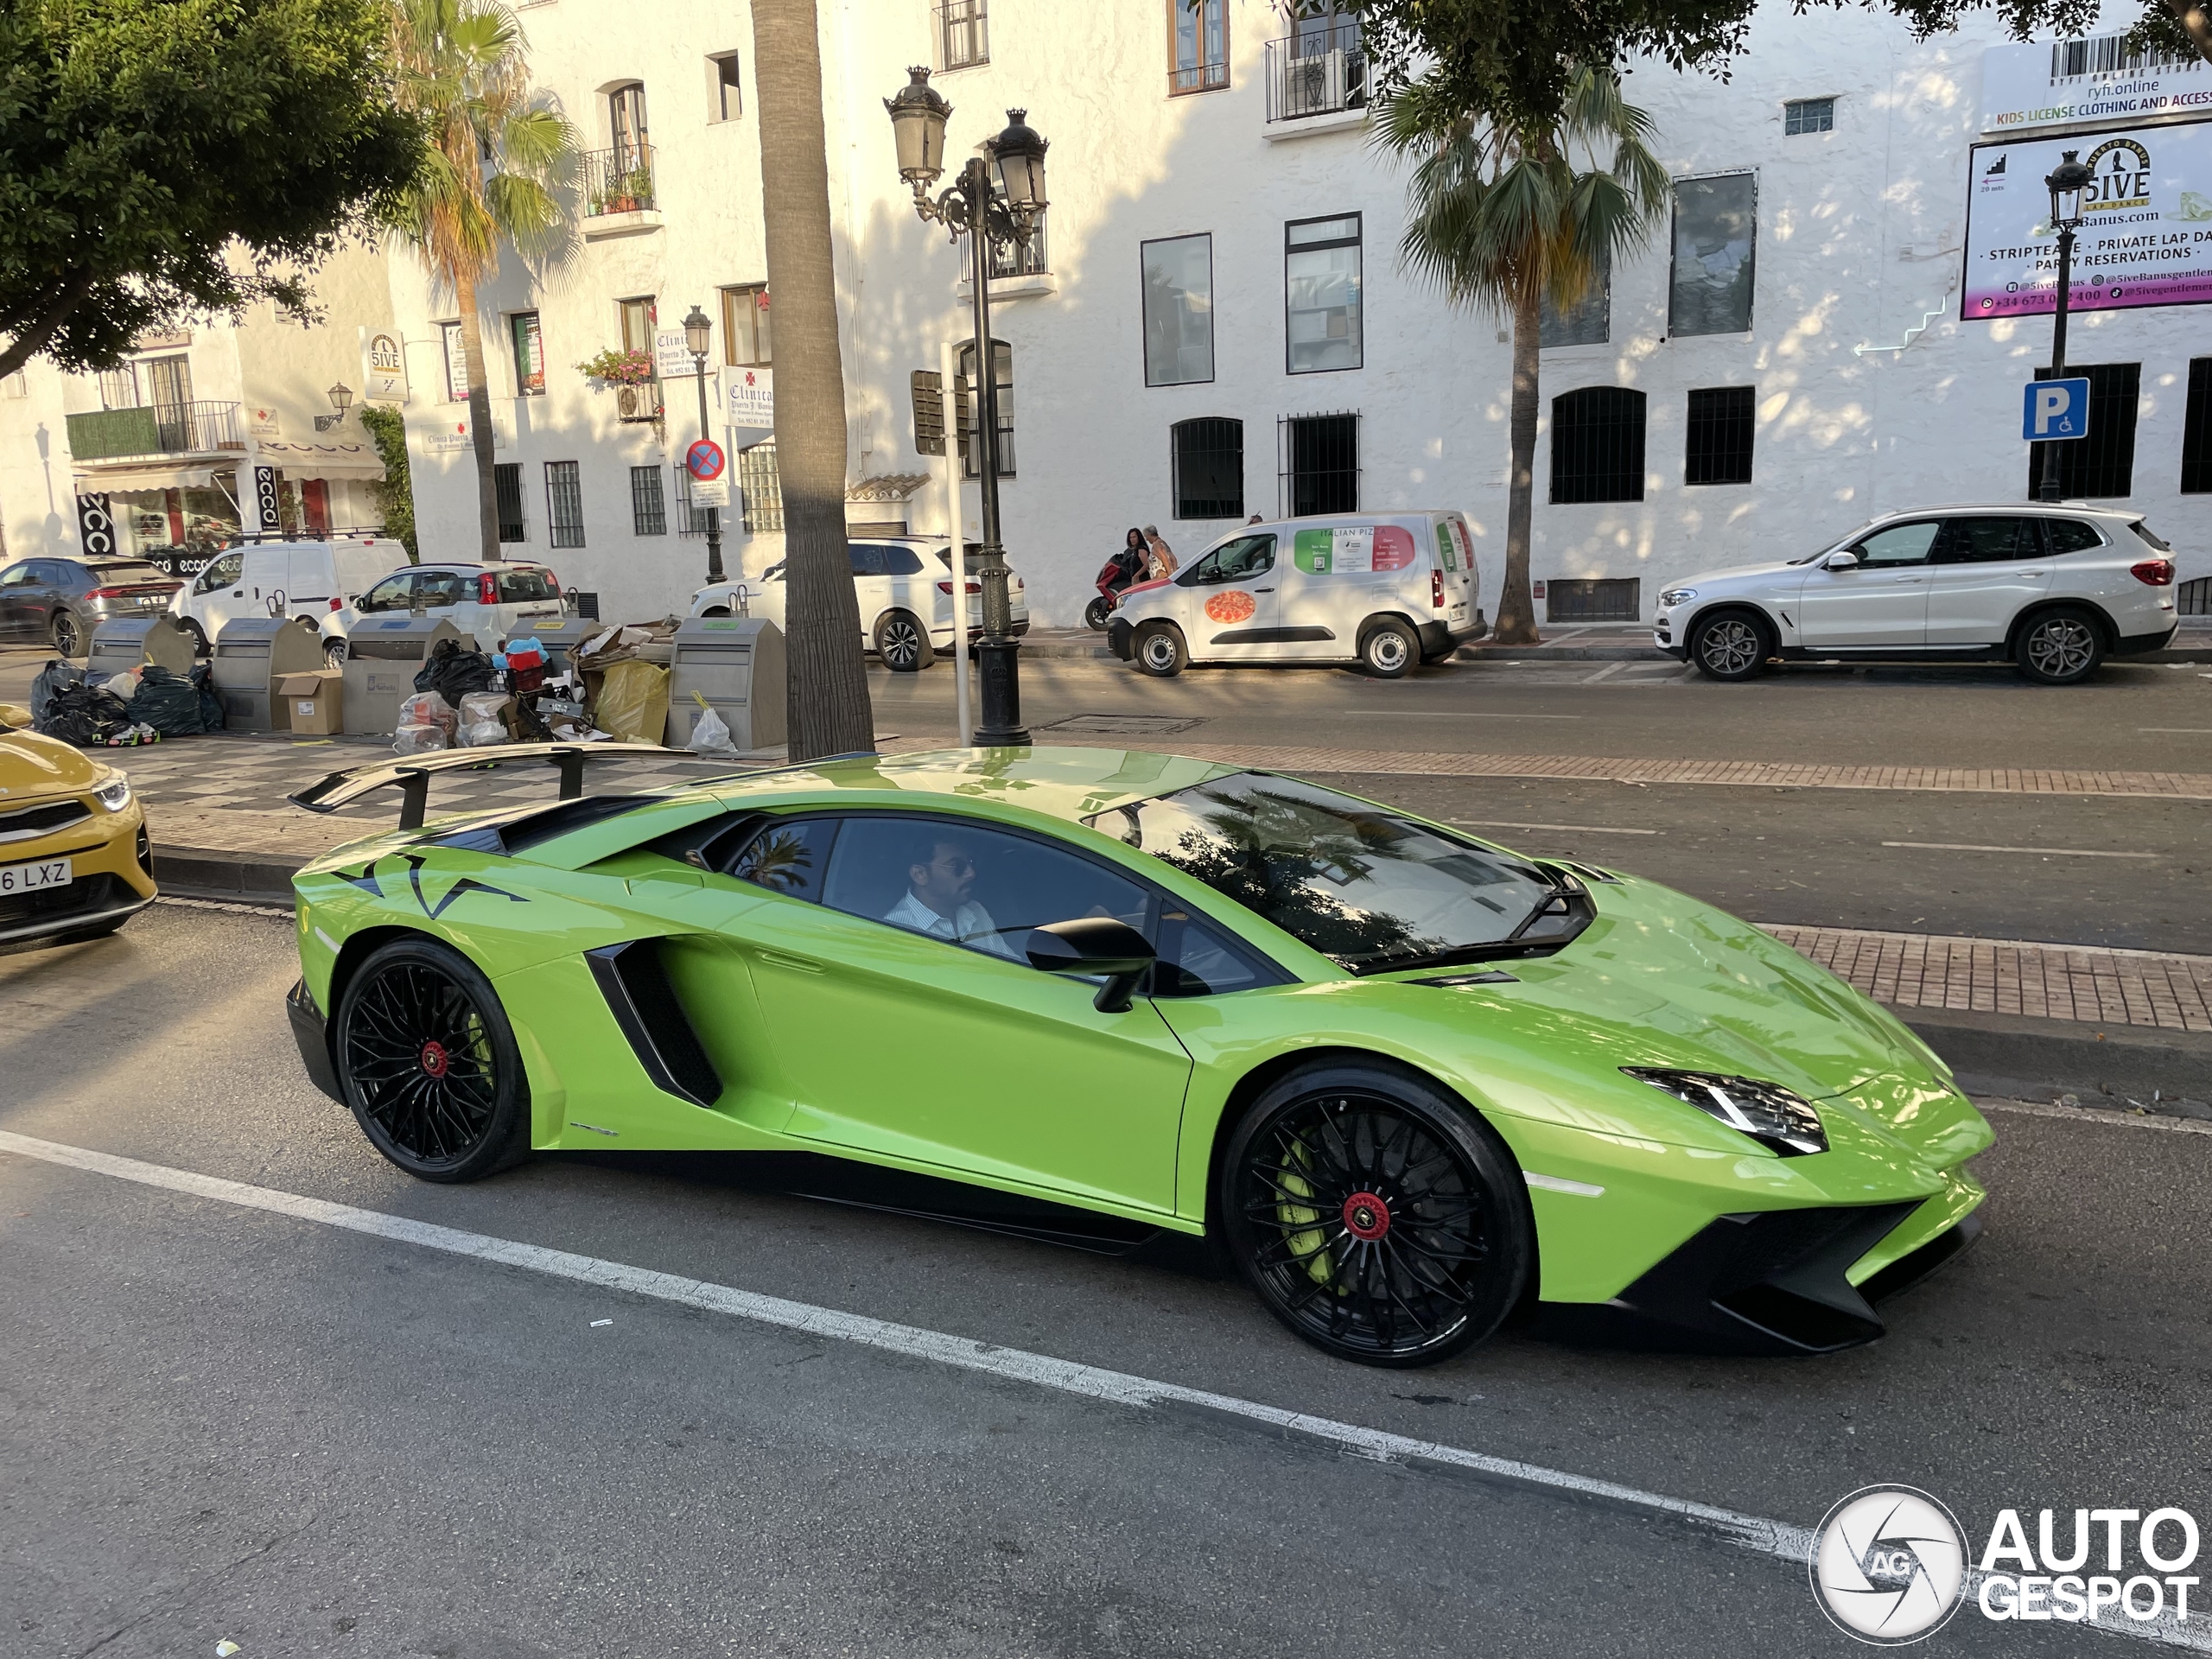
1963, 119, 2212, 320
1979, 35, 2212, 135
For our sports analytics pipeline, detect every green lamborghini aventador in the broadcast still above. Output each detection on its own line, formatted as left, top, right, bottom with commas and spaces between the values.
285, 743, 1989, 1367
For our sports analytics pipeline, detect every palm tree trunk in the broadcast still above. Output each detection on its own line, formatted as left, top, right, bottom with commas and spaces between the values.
1495, 279, 1542, 645
2162, 0, 2212, 66
456, 269, 502, 562
751, 0, 873, 763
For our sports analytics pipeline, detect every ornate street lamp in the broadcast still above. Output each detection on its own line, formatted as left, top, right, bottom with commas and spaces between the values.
315, 381, 354, 432
2037, 150, 2094, 504
682, 302, 725, 583
886, 67, 1048, 747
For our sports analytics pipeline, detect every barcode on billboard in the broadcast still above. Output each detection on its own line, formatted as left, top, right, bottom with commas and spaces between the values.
2049, 31, 2193, 81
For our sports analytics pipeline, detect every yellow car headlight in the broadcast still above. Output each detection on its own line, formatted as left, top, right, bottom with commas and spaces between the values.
93, 779, 132, 812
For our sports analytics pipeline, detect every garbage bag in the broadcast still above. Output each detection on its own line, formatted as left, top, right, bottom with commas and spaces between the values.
414, 638, 496, 702
29, 660, 83, 726
190, 663, 225, 731
459, 691, 511, 748
397, 690, 457, 740
126, 664, 211, 737
392, 723, 448, 756
689, 696, 738, 758
592, 659, 668, 746
38, 683, 132, 747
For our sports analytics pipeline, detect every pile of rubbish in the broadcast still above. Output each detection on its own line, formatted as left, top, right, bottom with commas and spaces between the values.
28, 660, 224, 747
388, 618, 685, 757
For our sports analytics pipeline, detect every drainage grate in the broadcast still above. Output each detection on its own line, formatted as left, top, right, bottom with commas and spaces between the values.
1039, 713, 1211, 736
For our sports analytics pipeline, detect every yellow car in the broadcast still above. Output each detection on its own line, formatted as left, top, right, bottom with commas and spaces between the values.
0, 730, 156, 950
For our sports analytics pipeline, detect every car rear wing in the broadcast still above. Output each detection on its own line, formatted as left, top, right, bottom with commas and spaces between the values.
289, 742, 683, 830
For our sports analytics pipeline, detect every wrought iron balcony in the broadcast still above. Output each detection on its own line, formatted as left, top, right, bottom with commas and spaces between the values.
1264, 23, 1368, 124
67, 400, 243, 461
582, 143, 657, 217
956, 217, 1050, 283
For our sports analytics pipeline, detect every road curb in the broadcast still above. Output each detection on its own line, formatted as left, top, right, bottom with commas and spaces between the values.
1903, 1007, 2212, 1106
152, 844, 304, 902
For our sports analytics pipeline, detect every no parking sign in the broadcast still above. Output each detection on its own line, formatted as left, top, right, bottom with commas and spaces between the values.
685, 438, 729, 508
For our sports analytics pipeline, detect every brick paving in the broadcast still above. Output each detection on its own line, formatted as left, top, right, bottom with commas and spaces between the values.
1761, 923, 2212, 1034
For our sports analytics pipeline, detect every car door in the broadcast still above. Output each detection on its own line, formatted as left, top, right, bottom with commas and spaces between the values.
1924, 516, 2052, 645
847, 542, 892, 639
24, 561, 74, 640
353, 570, 416, 617
733, 810, 1196, 1214
0, 561, 37, 639
414, 568, 469, 626
186, 550, 247, 638
283, 548, 339, 617
878, 543, 932, 634
1797, 519, 1939, 649
1180, 533, 1281, 658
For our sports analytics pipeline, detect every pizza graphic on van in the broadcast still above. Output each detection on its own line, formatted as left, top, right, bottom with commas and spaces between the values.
1205, 589, 1258, 624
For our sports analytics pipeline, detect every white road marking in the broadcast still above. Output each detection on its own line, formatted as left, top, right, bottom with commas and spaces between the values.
4, 1128, 2205, 1649
1978, 1098, 2212, 1138
1580, 663, 1629, 685
1451, 819, 1662, 836
1363, 711, 1585, 720
1880, 841, 2155, 859
2137, 728, 2212, 734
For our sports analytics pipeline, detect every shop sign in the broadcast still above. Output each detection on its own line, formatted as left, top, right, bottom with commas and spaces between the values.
362, 327, 410, 404
247, 406, 281, 437
251, 464, 282, 534
74, 494, 117, 559
1980, 35, 2212, 136
728, 365, 774, 433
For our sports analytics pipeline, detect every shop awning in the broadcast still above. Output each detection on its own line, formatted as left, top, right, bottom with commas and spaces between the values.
71, 461, 219, 492
253, 441, 387, 481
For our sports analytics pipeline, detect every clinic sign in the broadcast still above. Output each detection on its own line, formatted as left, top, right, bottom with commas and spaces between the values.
1980, 36, 2212, 135
1963, 118, 2212, 319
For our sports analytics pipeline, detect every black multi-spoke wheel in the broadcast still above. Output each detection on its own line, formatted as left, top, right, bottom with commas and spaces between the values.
335, 938, 529, 1182
1220, 1064, 1531, 1367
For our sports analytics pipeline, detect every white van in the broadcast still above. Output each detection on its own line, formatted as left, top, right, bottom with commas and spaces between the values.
168, 537, 400, 664
1108, 512, 1483, 677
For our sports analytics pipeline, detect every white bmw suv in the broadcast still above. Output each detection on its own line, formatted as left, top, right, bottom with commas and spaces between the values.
1655, 504, 2181, 684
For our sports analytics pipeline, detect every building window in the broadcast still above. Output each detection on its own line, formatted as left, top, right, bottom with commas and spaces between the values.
1541, 242, 1610, 349
737, 442, 784, 532
1285, 213, 1362, 375
618, 296, 657, 358
1550, 387, 1647, 503
1268, 9, 1366, 123
1784, 97, 1835, 135
2027, 363, 2139, 499
956, 218, 1050, 281
671, 465, 714, 537
1684, 385, 1756, 486
1669, 174, 1757, 337
1141, 233, 1214, 387
630, 465, 668, 535
545, 461, 585, 548
957, 338, 1015, 477
2183, 358, 2212, 493
439, 321, 468, 402
494, 462, 526, 543
938, 0, 988, 70
1547, 578, 1643, 623
1170, 0, 1229, 94
720, 284, 770, 366
510, 311, 544, 395
609, 81, 649, 171
1173, 418, 1244, 518
98, 365, 140, 410
709, 52, 741, 122
1280, 412, 1358, 516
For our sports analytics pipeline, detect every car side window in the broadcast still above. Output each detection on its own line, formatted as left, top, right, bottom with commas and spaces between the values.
1934, 518, 2036, 563
1852, 522, 1941, 567
821, 814, 1152, 963
0, 562, 33, 587
2046, 519, 2105, 556
847, 543, 887, 578
37, 561, 79, 588
1151, 904, 1273, 997
882, 545, 925, 575
194, 552, 245, 594
1179, 535, 1274, 586
358, 573, 415, 613
720, 815, 838, 902
416, 570, 467, 608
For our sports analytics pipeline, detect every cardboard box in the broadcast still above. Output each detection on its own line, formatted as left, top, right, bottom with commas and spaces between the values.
277, 670, 345, 735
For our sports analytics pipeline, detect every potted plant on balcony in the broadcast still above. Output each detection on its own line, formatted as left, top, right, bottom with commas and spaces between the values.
576, 347, 659, 422
620, 167, 653, 209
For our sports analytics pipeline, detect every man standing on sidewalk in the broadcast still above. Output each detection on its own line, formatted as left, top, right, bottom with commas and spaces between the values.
1143, 525, 1178, 582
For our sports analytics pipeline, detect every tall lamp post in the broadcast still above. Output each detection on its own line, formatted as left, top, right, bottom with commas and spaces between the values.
886, 67, 1045, 747
682, 303, 726, 583
2037, 150, 2094, 505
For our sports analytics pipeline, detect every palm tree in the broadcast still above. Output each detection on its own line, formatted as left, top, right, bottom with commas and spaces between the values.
387, 0, 574, 561
1378, 67, 1668, 645
749, 0, 873, 761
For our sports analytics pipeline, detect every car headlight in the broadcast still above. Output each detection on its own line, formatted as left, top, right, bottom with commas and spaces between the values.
93, 779, 132, 812
1658, 588, 1697, 608
1621, 1069, 1827, 1156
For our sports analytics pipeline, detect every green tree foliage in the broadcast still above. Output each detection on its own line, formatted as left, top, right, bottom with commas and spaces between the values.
356, 404, 418, 559
1875, 0, 2209, 65
0, 0, 419, 379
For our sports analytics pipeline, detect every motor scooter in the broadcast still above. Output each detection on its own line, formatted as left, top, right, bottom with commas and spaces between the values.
1084, 553, 1147, 631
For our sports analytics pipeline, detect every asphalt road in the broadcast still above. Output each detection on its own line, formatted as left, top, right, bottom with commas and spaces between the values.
4, 903, 2209, 1657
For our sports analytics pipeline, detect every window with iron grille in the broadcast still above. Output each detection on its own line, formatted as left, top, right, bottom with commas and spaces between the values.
1784, 97, 1835, 135
494, 462, 526, 543
1669, 174, 1757, 337
2179, 576, 2212, 616
1541, 241, 1610, 348
2182, 358, 2212, 493
671, 464, 714, 537
1546, 578, 1642, 623
1173, 418, 1243, 518
957, 218, 1050, 280
938, 0, 988, 69
2026, 362, 2138, 499
1279, 412, 1358, 516
1684, 385, 1756, 486
737, 442, 784, 532
630, 465, 667, 536
1550, 387, 1646, 503
545, 461, 585, 548
957, 339, 1015, 477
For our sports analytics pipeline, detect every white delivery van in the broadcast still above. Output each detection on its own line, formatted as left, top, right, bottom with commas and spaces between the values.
169, 536, 401, 664
1108, 512, 1483, 677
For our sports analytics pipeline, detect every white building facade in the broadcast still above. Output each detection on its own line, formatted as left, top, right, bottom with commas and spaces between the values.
385, 0, 2212, 627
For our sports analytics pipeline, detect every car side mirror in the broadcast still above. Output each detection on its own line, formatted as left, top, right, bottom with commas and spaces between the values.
1823, 550, 1861, 571
1026, 917, 1157, 1013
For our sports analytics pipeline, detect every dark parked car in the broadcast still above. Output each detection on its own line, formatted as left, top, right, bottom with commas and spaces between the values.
0, 556, 182, 658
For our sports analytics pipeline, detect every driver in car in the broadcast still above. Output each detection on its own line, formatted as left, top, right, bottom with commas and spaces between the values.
884, 835, 1016, 957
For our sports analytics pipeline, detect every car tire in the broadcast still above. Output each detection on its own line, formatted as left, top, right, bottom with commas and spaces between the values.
334, 936, 532, 1184
50, 610, 82, 658
2015, 606, 2105, 685
874, 609, 933, 672
181, 619, 211, 658
1083, 596, 1114, 632
700, 606, 732, 618
1358, 619, 1418, 678
1690, 612, 1771, 682
323, 637, 347, 671
1219, 1060, 1533, 1368
1133, 620, 1187, 677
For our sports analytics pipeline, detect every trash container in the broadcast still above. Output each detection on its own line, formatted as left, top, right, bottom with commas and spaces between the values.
338, 616, 461, 734
87, 614, 196, 682
211, 616, 326, 733
519, 615, 593, 677
664, 616, 785, 751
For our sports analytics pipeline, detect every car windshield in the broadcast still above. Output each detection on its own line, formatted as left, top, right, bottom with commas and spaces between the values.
92, 563, 167, 583
1085, 772, 1562, 975
2131, 520, 2172, 553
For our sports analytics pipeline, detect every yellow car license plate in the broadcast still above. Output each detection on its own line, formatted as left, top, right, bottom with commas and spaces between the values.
0, 857, 72, 895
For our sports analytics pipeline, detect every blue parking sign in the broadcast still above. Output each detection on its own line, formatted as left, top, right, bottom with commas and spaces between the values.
2023, 377, 2091, 442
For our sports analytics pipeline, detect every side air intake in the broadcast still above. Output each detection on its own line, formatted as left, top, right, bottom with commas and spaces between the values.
585, 940, 723, 1108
